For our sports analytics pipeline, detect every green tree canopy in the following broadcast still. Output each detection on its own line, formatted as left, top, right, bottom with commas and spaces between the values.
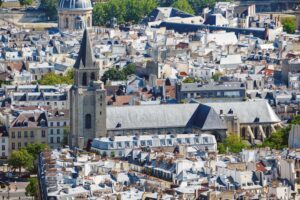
93, 0, 157, 26
281, 17, 296, 34
218, 134, 249, 154
19, 0, 33, 7
41, 0, 58, 20
8, 149, 34, 174
172, 0, 195, 15
25, 178, 38, 199
25, 143, 48, 160
101, 64, 136, 84
38, 69, 74, 85
260, 115, 300, 150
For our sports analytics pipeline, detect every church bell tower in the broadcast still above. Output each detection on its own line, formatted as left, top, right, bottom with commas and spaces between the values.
70, 29, 107, 148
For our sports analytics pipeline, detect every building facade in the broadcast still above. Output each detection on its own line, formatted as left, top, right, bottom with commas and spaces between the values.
58, 0, 93, 30
8, 111, 48, 153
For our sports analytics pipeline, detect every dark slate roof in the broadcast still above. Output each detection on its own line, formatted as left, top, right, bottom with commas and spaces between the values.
204, 15, 217, 25
142, 7, 194, 24
58, 0, 92, 10
157, 22, 267, 39
74, 29, 95, 69
106, 103, 226, 131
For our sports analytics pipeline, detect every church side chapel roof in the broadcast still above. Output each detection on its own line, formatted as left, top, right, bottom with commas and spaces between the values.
74, 29, 95, 69
205, 100, 281, 124
58, 0, 92, 11
106, 103, 227, 131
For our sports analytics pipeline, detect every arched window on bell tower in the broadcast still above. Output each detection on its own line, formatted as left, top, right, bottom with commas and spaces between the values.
82, 72, 87, 86
85, 114, 91, 129
90, 72, 95, 82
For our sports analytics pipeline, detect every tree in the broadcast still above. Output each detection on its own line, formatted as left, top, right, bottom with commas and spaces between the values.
63, 126, 70, 146
25, 143, 48, 173
26, 143, 48, 160
25, 178, 38, 199
93, 0, 157, 26
217, 143, 226, 154
19, 0, 33, 7
172, 0, 195, 15
212, 72, 222, 82
38, 69, 74, 85
101, 64, 136, 84
122, 63, 136, 77
260, 115, 300, 150
8, 149, 34, 174
0, 0, 3, 7
281, 17, 296, 34
189, 0, 217, 14
221, 134, 248, 153
182, 77, 195, 83
40, 0, 58, 20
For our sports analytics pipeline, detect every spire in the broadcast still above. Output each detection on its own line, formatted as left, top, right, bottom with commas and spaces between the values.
74, 28, 95, 69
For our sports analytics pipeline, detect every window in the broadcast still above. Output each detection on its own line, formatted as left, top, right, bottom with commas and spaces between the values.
203, 137, 208, 143
224, 91, 240, 97
50, 129, 53, 135
18, 143, 21, 148
186, 138, 190, 144
50, 122, 53, 127
11, 132, 15, 138
30, 131, 34, 138
141, 141, 146, 146
85, 114, 92, 129
42, 130, 46, 137
125, 142, 130, 148
2, 145, 5, 150
82, 72, 87, 86
90, 72, 95, 81
17, 132, 21, 138
109, 143, 114, 148
24, 142, 27, 147
147, 140, 152, 146
24, 131, 28, 138
57, 137, 60, 143
57, 122, 60, 126
194, 138, 199, 143
12, 143, 15, 150
63, 122, 67, 126
133, 141, 138, 147
1, 138, 4, 143
117, 142, 122, 148
160, 139, 165, 146
65, 17, 69, 29
177, 139, 182, 144
57, 129, 60, 134
50, 137, 53, 143
167, 139, 172, 145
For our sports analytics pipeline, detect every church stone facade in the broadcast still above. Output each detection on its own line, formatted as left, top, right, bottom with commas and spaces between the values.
58, 0, 93, 30
70, 29, 106, 148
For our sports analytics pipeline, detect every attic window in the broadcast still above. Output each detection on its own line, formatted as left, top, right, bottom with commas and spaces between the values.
116, 123, 122, 128
228, 109, 233, 114
254, 117, 260, 122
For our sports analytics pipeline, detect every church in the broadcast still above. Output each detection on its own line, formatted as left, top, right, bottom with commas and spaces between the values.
70, 29, 282, 149
69, 29, 229, 148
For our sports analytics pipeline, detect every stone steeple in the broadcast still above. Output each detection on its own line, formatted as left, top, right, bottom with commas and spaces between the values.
73, 29, 100, 87
74, 28, 95, 69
